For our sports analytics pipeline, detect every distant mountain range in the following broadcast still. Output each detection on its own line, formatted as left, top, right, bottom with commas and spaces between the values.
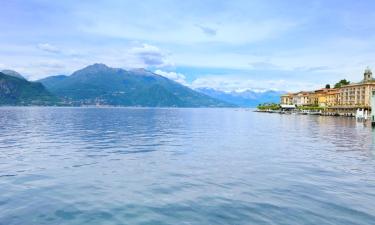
37, 64, 232, 107
0, 71, 57, 105
196, 88, 284, 107
0, 63, 285, 107
1, 70, 26, 80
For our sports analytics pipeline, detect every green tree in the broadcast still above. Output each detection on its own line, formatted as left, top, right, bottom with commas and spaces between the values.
257, 103, 280, 110
334, 79, 350, 88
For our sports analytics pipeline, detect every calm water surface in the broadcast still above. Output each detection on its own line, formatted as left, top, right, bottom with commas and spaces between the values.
0, 108, 375, 225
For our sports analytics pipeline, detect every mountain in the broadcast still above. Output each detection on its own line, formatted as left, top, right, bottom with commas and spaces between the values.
1, 70, 25, 80
39, 64, 233, 107
0, 72, 58, 105
196, 88, 284, 107
39, 75, 68, 90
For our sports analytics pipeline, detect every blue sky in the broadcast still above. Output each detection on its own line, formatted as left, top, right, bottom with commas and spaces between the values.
1, 0, 375, 92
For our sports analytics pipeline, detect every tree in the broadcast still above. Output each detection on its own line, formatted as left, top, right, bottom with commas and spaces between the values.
334, 79, 350, 88
325, 84, 331, 89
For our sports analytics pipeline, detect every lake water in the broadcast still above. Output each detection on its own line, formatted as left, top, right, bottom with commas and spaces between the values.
0, 107, 375, 225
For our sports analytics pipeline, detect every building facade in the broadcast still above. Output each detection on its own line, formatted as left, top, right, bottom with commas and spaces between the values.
280, 68, 375, 109
337, 68, 375, 107
326, 90, 339, 106
339, 85, 375, 107
292, 92, 312, 106
280, 94, 293, 105
313, 88, 340, 107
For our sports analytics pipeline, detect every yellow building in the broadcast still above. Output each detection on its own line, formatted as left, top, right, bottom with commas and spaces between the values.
339, 68, 375, 107
279, 68, 375, 110
326, 89, 339, 106
313, 88, 339, 107
317, 93, 327, 107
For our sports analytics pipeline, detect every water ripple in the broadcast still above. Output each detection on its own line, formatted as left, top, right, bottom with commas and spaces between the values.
0, 108, 374, 224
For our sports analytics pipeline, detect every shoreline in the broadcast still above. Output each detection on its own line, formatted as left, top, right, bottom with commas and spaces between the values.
255, 109, 357, 117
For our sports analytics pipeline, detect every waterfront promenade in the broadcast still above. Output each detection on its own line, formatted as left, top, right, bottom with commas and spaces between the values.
260, 68, 375, 117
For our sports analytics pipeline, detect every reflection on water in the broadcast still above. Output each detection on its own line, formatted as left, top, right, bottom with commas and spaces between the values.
0, 107, 375, 225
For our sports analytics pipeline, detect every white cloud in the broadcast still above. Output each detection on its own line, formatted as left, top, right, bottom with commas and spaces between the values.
191, 76, 320, 92
195, 24, 217, 36
154, 70, 188, 86
84, 19, 296, 46
36, 43, 61, 53
248, 61, 280, 70
129, 44, 172, 68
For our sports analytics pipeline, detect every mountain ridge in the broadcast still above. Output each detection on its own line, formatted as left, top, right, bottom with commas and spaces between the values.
0, 72, 57, 105
196, 87, 284, 107
0, 63, 284, 107
38, 63, 234, 107
1, 70, 25, 80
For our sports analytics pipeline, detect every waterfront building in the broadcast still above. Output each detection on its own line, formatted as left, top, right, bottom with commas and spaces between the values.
338, 68, 375, 107
281, 89, 338, 107
292, 91, 313, 106
279, 68, 375, 114
281, 92, 313, 106
280, 94, 293, 105
312, 88, 340, 107
326, 89, 340, 106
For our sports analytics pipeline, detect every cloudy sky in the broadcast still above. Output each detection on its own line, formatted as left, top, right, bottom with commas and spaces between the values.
1, 0, 375, 92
